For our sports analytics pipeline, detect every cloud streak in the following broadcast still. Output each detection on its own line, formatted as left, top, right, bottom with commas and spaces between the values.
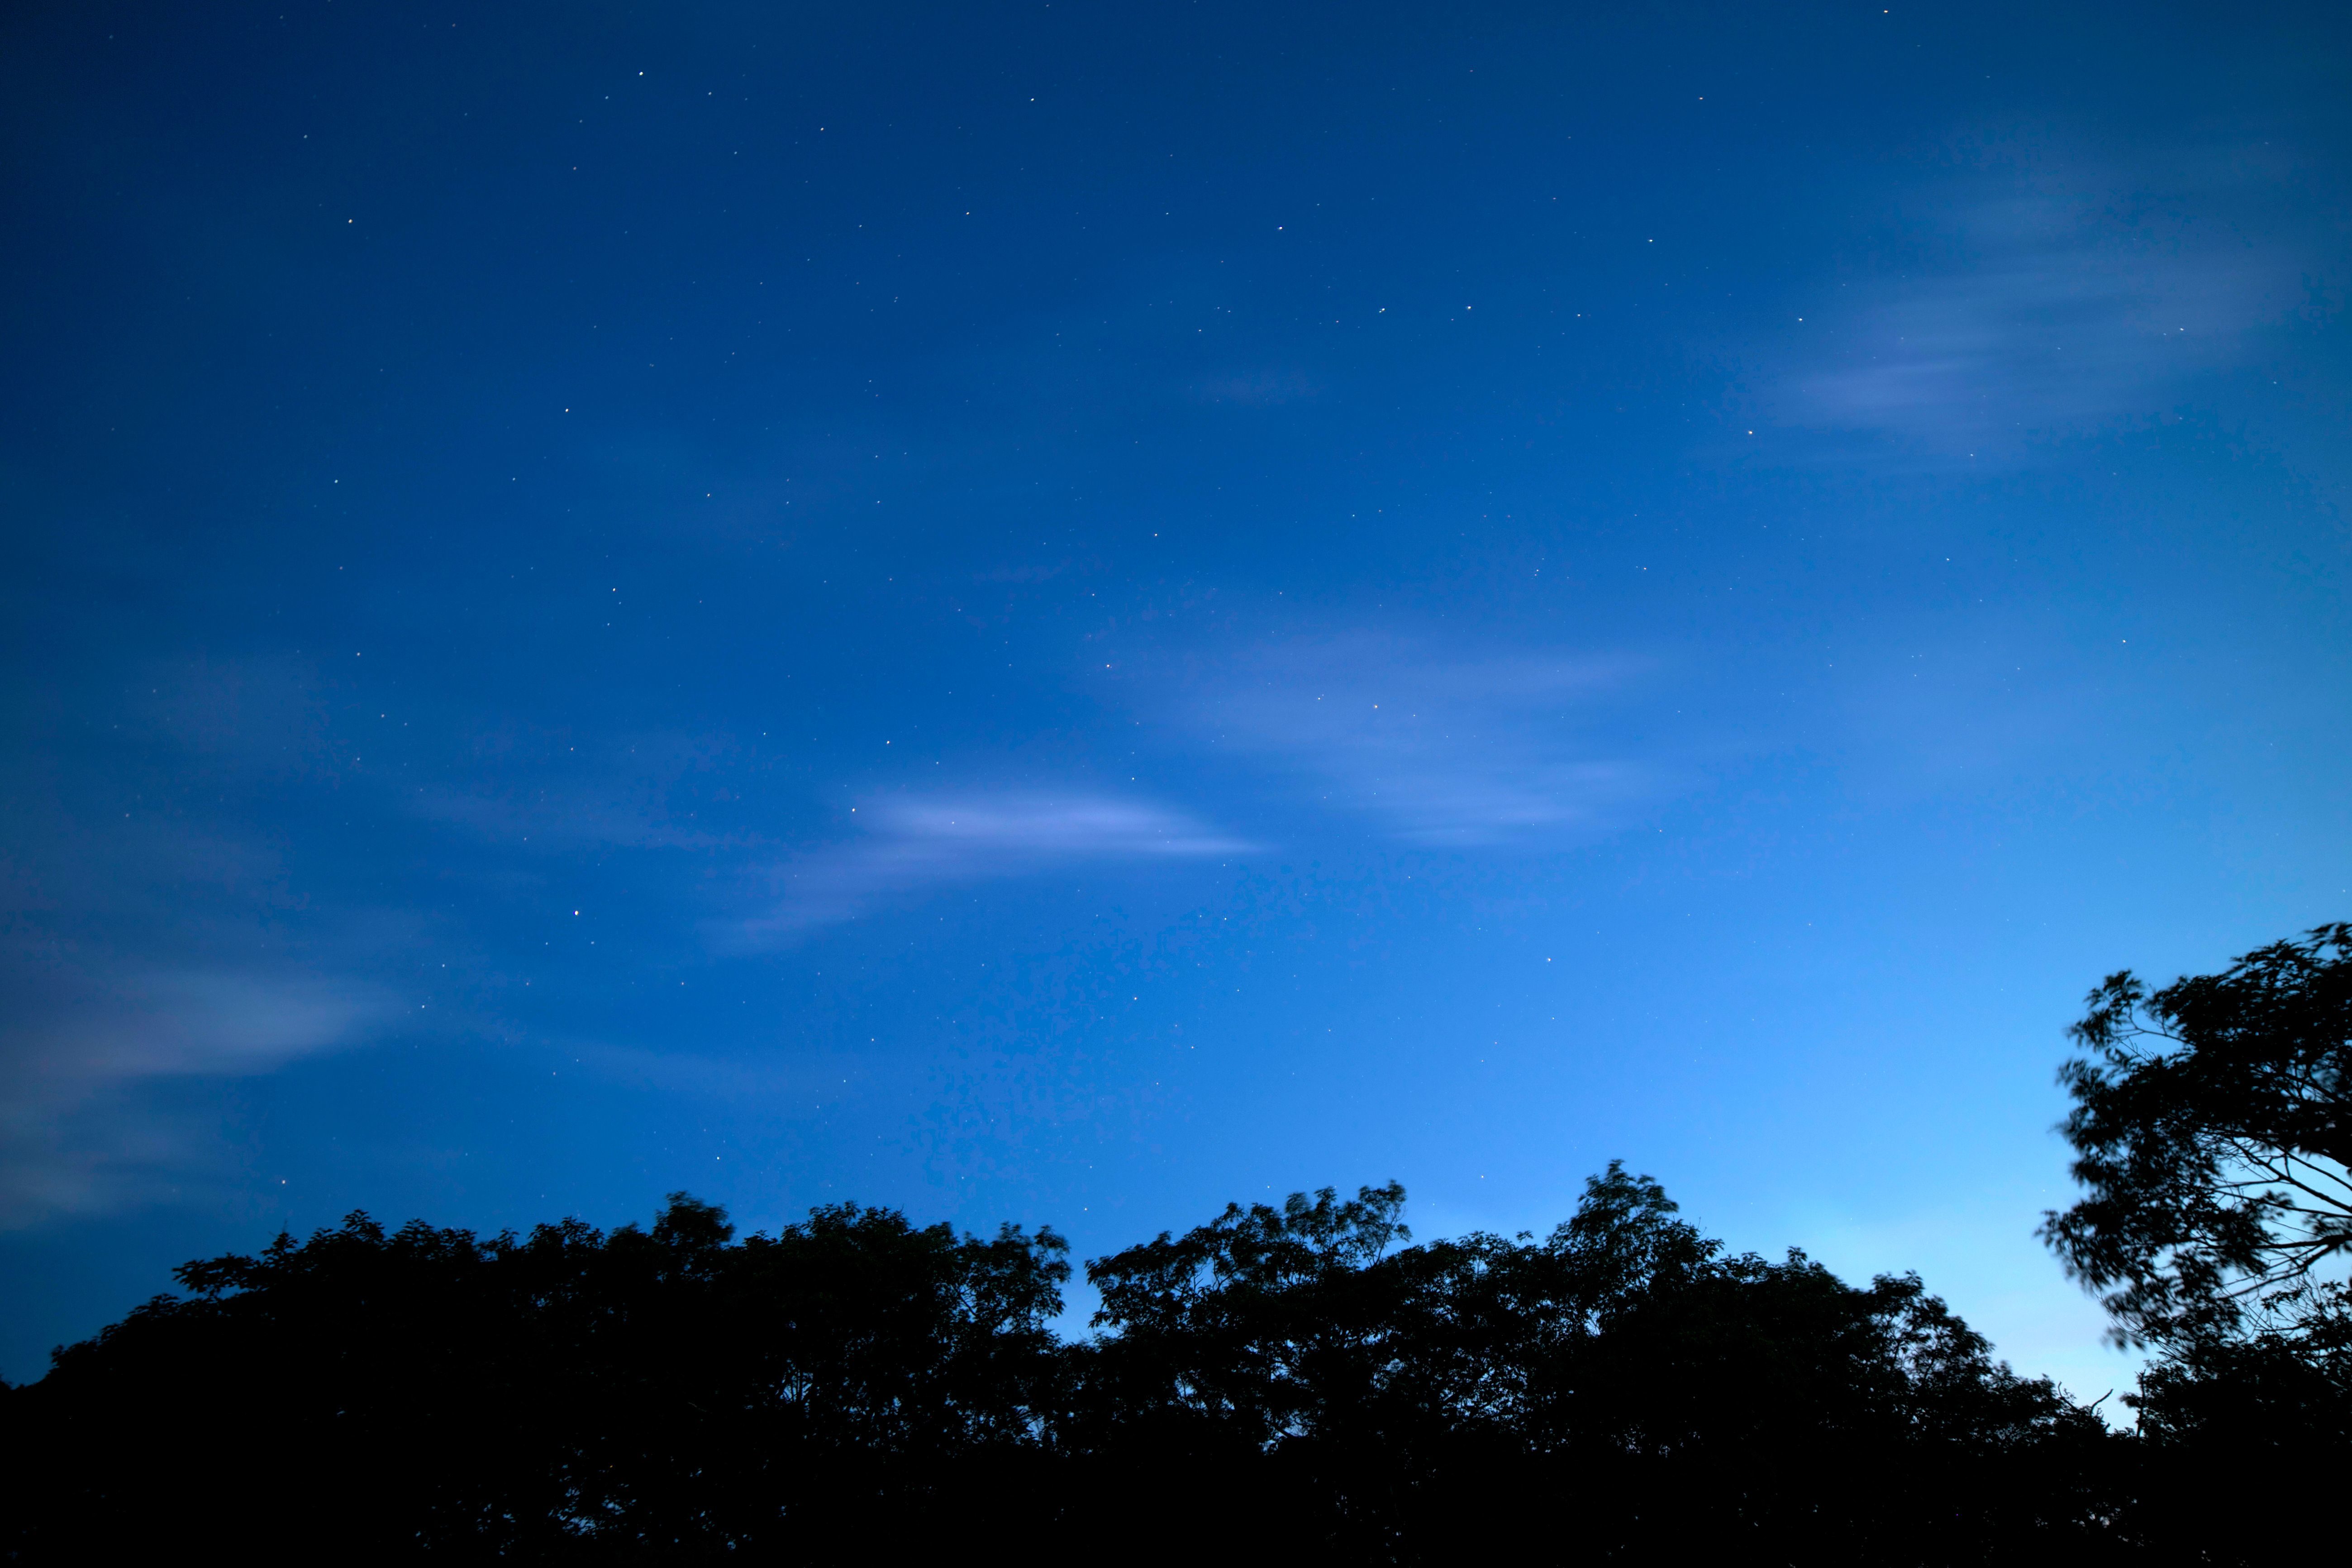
0, 655, 405, 1226
729, 793, 1253, 944
1160, 634, 1655, 846
1762, 139, 2321, 462
0, 951, 385, 1226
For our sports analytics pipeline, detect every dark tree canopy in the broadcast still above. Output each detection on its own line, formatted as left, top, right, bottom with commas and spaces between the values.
2040, 923, 2352, 1351
2038, 925, 2352, 1552
3, 1169, 2131, 1564
1071, 1165, 2114, 1562
2, 1197, 1072, 1561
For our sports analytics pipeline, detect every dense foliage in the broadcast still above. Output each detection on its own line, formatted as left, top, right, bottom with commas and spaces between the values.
1, 1196, 1072, 1559
1066, 1168, 2117, 1562
5, 1168, 2122, 1563
2041, 923, 2352, 1351
2040, 923, 2352, 1552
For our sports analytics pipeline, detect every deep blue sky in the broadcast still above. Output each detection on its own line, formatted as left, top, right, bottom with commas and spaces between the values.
4, 0, 2347, 1394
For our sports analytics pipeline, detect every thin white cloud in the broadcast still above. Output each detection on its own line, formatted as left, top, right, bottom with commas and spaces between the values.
728, 792, 1254, 944
1164, 634, 1653, 846
1762, 138, 2320, 462
0, 660, 404, 1226
0, 953, 385, 1227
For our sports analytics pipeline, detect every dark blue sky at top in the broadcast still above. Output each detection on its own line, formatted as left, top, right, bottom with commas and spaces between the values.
3, 0, 2347, 1389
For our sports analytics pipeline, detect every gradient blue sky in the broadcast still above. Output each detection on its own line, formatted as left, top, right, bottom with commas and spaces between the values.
4, 0, 2347, 1397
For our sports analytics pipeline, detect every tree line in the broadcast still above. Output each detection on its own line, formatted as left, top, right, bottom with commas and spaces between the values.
3, 925, 2346, 1563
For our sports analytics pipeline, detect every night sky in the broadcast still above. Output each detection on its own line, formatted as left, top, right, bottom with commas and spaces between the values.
4, 1, 2347, 1396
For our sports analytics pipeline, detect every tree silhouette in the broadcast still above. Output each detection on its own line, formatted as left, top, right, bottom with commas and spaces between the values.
1, 1195, 1070, 1559
1068, 1163, 2112, 1561
4, 1171, 2127, 1562
2042, 924, 2352, 1558
2041, 922, 2352, 1352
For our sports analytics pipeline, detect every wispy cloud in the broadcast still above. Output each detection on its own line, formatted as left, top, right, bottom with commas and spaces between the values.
1761, 139, 2321, 462
0, 951, 384, 1226
729, 793, 1253, 944
0, 656, 401, 1225
1159, 633, 1654, 846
